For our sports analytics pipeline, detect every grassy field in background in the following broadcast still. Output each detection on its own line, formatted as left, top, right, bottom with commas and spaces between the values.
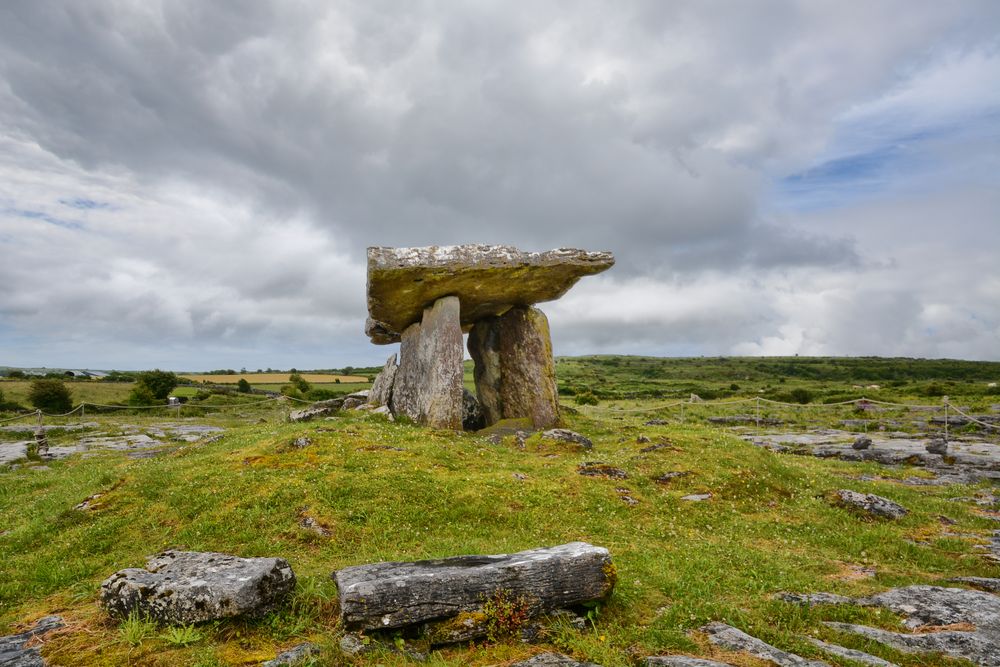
1, 356, 998, 666
180, 373, 369, 385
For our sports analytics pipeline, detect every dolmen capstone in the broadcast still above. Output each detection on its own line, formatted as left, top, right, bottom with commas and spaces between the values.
333, 541, 615, 644
365, 245, 614, 430
100, 550, 296, 624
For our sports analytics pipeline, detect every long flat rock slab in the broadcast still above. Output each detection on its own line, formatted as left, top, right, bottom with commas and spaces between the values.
333, 541, 615, 631
366, 245, 614, 343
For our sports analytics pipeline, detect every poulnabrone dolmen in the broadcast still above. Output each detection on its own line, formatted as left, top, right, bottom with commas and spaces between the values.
364, 245, 615, 430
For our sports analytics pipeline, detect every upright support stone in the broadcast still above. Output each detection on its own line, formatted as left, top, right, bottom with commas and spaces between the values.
367, 353, 398, 408
469, 306, 559, 429
389, 296, 464, 429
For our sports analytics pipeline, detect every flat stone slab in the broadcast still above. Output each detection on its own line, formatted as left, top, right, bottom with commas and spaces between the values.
365, 245, 614, 343
701, 622, 830, 667
834, 490, 908, 520
0, 616, 63, 667
333, 541, 615, 632
100, 550, 296, 624
645, 657, 733, 667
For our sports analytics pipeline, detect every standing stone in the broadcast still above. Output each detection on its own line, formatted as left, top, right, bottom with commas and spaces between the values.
367, 353, 398, 408
468, 306, 559, 429
389, 296, 463, 430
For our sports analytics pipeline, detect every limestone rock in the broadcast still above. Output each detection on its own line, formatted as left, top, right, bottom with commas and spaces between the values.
471, 306, 559, 429
462, 389, 485, 431
950, 576, 1000, 592
825, 622, 999, 666
852, 436, 872, 450
366, 245, 614, 343
776, 592, 854, 606
288, 398, 343, 422
645, 658, 732, 667
261, 642, 321, 666
368, 354, 398, 407
926, 437, 949, 455
511, 653, 603, 667
803, 638, 897, 667
540, 429, 593, 450
701, 622, 830, 667
100, 550, 296, 624
0, 616, 62, 667
389, 296, 464, 429
333, 542, 615, 633
834, 489, 908, 519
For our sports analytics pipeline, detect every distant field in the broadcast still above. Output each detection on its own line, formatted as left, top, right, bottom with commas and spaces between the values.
0, 380, 132, 406
179, 373, 368, 384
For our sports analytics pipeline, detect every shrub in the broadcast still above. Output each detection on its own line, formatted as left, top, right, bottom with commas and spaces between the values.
788, 388, 813, 404
7, 370, 25, 379
28, 379, 73, 413
128, 384, 158, 406
289, 372, 311, 394
574, 390, 598, 406
135, 370, 178, 399
236, 378, 252, 393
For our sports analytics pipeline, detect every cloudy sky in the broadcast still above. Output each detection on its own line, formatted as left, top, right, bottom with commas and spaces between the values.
1, 1, 998, 370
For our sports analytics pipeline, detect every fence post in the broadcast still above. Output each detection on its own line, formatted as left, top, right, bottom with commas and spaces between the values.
755, 396, 761, 430
943, 395, 949, 443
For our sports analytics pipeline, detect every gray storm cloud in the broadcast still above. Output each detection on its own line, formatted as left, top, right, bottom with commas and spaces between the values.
0, 1, 998, 367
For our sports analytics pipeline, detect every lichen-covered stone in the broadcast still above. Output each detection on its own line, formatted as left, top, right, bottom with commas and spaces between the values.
389, 296, 464, 429
100, 550, 296, 624
469, 306, 559, 429
645, 658, 733, 667
366, 245, 614, 343
834, 489, 908, 520
261, 642, 321, 666
333, 542, 615, 633
0, 616, 63, 667
368, 354, 398, 408
701, 622, 830, 667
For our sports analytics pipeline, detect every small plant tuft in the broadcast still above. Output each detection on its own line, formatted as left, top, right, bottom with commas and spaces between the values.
119, 610, 156, 646
480, 588, 532, 642
160, 624, 204, 646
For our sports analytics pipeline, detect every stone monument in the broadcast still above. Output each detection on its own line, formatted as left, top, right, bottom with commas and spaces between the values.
365, 245, 614, 430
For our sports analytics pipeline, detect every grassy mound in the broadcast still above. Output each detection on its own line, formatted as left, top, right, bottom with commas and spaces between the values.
1, 407, 996, 665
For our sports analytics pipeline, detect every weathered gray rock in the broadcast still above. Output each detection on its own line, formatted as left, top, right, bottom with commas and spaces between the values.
462, 389, 484, 431
701, 622, 830, 667
468, 306, 560, 429
368, 354, 398, 408
926, 437, 949, 455
288, 398, 343, 422
645, 658, 732, 667
578, 462, 628, 479
803, 638, 897, 667
365, 245, 614, 343
261, 642, 321, 666
681, 494, 712, 502
825, 622, 999, 666
539, 429, 593, 450
0, 616, 63, 667
863, 584, 1000, 630
511, 653, 603, 667
852, 436, 873, 450
100, 550, 296, 624
950, 576, 1000, 592
834, 490, 908, 519
389, 296, 464, 430
333, 542, 615, 633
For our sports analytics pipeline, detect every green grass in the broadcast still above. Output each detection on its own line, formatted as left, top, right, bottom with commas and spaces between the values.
0, 357, 997, 665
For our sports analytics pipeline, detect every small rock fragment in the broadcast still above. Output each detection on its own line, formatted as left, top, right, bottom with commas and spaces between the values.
540, 429, 594, 450
852, 436, 872, 450
577, 462, 628, 479
926, 437, 949, 455
834, 489, 908, 520
776, 592, 854, 606
652, 471, 690, 485
803, 637, 897, 667
261, 642, 321, 666
0, 615, 63, 667
681, 493, 712, 502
